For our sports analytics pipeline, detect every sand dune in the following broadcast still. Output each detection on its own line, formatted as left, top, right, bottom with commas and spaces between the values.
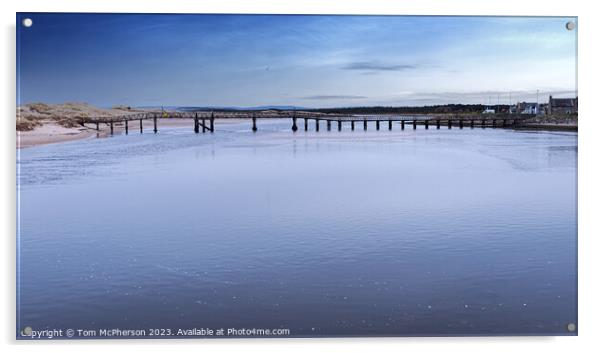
16, 102, 154, 148
17, 102, 148, 131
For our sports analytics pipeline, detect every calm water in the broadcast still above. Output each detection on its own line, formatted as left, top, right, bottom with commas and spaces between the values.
17, 120, 577, 337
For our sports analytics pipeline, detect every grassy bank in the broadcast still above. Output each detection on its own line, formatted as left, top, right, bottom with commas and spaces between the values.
16, 102, 147, 131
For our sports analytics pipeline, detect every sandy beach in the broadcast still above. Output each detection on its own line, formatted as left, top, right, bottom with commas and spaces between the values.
17, 118, 251, 148
17, 122, 97, 148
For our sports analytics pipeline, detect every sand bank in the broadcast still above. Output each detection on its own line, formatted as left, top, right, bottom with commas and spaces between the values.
17, 118, 250, 148
17, 122, 97, 149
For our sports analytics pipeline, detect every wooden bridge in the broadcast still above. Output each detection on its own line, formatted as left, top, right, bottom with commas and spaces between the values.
78, 112, 536, 134
78, 112, 215, 134
286, 114, 534, 132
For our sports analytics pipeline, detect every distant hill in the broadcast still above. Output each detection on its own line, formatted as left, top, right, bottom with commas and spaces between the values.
168, 105, 309, 112
306, 104, 503, 115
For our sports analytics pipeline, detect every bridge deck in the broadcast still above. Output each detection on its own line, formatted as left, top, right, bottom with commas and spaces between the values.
77, 112, 534, 134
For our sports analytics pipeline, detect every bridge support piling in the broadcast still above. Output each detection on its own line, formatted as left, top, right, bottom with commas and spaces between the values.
388, 120, 392, 130
363, 119, 367, 131
436, 120, 440, 129
327, 120, 331, 131
470, 120, 474, 129
482, 119, 486, 128
425, 120, 429, 129
252, 117, 257, 132
292, 116, 298, 132
304, 118, 308, 131
110, 121, 114, 135
194, 114, 199, 133
95, 122, 99, 131
503, 119, 507, 127
315, 119, 320, 132
492, 119, 496, 128
338, 120, 342, 131
125, 120, 129, 134
401, 120, 405, 130
376, 120, 380, 130
202, 116, 206, 132
413, 120, 417, 130
448, 120, 452, 129
153, 115, 157, 133
459, 120, 463, 129
351, 120, 355, 131
140, 119, 143, 133
210, 114, 215, 132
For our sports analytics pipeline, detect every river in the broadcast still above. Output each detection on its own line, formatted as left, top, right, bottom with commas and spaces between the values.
17, 120, 577, 337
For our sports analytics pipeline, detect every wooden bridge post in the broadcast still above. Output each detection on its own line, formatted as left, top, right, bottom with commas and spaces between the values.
202, 116, 206, 133
413, 120, 417, 129
401, 120, 405, 130
448, 120, 452, 129
425, 120, 429, 129
482, 119, 486, 128
327, 120, 331, 131
492, 119, 496, 128
110, 121, 114, 134
125, 119, 129, 134
503, 119, 507, 127
292, 116, 298, 132
459, 119, 464, 129
351, 120, 355, 131
436, 120, 441, 129
140, 119, 143, 133
376, 120, 380, 130
470, 120, 474, 129
304, 118, 308, 131
95, 122, 99, 131
252, 116, 257, 132
210, 112, 215, 133
153, 115, 157, 133
194, 113, 199, 133
363, 119, 367, 131
337, 119, 342, 131
388, 120, 392, 130
315, 119, 320, 131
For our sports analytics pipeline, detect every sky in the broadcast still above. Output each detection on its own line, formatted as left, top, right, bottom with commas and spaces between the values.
17, 14, 577, 108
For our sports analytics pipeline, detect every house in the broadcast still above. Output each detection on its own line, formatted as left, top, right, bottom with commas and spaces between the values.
517, 102, 540, 114
548, 95, 578, 115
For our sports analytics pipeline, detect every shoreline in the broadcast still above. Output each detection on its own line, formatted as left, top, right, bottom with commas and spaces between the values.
17, 123, 98, 149
17, 118, 248, 149
514, 124, 578, 132
17, 119, 578, 149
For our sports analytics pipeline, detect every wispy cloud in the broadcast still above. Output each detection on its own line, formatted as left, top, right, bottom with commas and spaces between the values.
342, 61, 418, 72
302, 95, 367, 100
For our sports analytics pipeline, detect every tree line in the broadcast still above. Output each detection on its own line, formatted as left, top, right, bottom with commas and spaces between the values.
304, 104, 510, 115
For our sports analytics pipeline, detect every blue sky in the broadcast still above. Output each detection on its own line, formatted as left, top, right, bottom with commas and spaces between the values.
17, 14, 577, 107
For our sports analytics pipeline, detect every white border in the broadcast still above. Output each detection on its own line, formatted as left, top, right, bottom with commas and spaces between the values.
2, 1, 601, 352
